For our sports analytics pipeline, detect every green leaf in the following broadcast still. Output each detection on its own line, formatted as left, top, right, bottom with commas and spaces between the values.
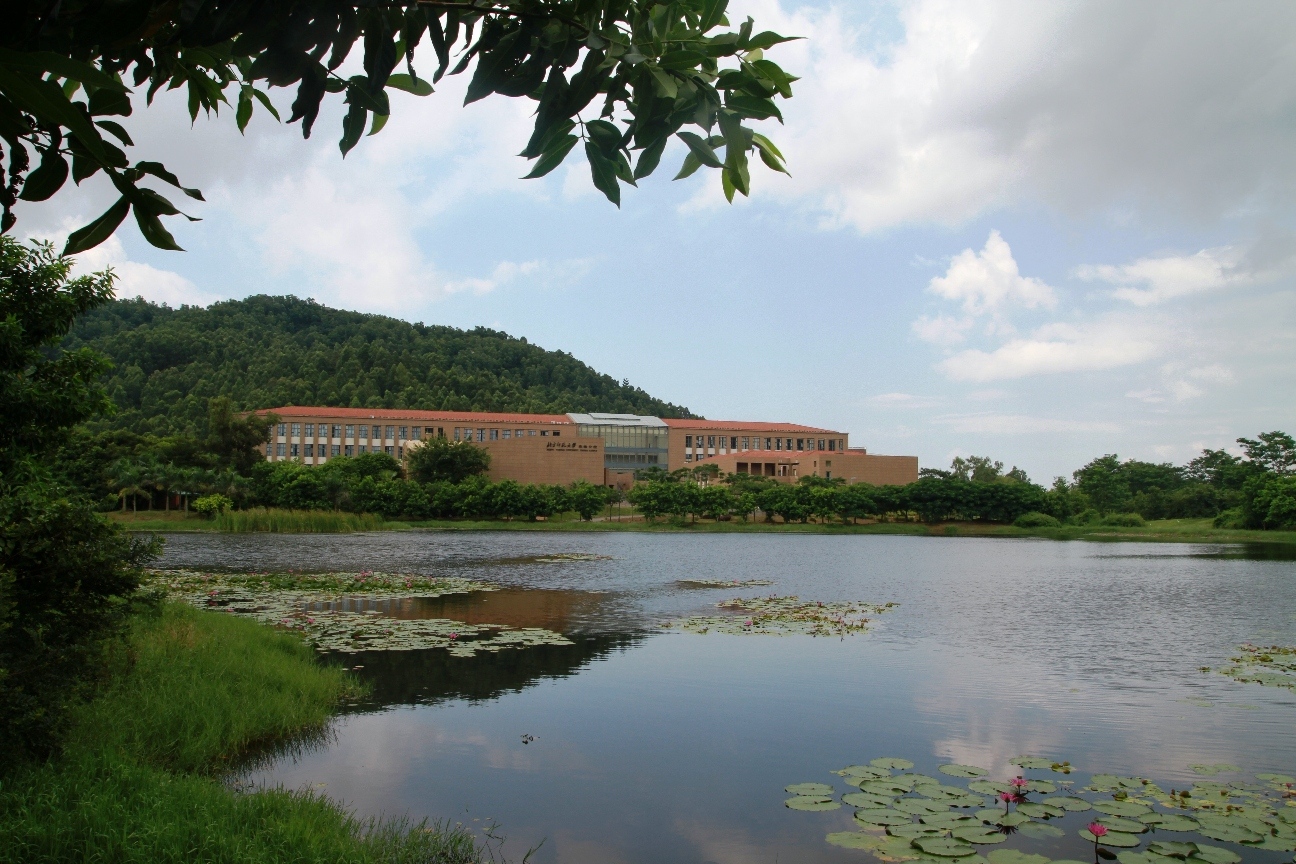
585, 119, 623, 153
701, 0, 730, 32
368, 113, 389, 136
19, 149, 69, 202
385, 73, 433, 96
63, 196, 131, 255
673, 150, 702, 180
135, 162, 204, 201
721, 166, 735, 202
339, 101, 366, 156
522, 134, 577, 178
88, 87, 131, 117
95, 120, 134, 146
585, 140, 621, 206
0, 48, 127, 92
648, 66, 678, 99
742, 31, 801, 51
632, 135, 667, 180
236, 87, 253, 132
133, 197, 184, 251
725, 92, 782, 121
251, 88, 281, 121
676, 131, 723, 168
345, 77, 389, 114
0, 67, 116, 167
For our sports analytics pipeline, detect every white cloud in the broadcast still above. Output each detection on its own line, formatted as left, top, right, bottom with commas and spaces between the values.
929, 231, 1056, 314
737, 0, 1296, 233
912, 313, 973, 345
937, 319, 1160, 382
934, 413, 1121, 435
1077, 246, 1248, 306
869, 392, 941, 408
443, 260, 541, 295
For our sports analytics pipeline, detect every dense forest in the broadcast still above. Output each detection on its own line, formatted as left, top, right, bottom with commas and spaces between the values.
64, 295, 695, 437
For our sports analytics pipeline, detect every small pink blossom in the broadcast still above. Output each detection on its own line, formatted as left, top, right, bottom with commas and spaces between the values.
1010, 777, 1028, 788
1087, 822, 1108, 837
449, 633, 458, 640
306, 617, 315, 624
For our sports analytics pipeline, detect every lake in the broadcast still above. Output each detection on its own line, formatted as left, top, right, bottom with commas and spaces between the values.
158, 532, 1296, 864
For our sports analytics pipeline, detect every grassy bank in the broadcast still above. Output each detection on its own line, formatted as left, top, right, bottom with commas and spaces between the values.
111, 509, 1296, 546
107, 509, 397, 533
0, 603, 482, 863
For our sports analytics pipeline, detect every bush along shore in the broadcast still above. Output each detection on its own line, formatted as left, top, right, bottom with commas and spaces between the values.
0, 602, 485, 864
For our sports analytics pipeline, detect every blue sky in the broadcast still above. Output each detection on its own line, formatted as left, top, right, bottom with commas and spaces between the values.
19, 0, 1296, 482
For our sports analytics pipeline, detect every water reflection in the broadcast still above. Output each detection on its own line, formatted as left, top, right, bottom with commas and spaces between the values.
164, 532, 1296, 864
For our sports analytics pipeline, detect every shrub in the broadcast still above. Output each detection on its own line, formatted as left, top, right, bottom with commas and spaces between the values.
1067, 508, 1100, 525
214, 508, 385, 533
1100, 512, 1146, 527
191, 494, 232, 517
1013, 511, 1061, 528
1213, 507, 1246, 529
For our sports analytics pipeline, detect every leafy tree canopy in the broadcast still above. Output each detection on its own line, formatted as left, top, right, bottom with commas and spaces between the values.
406, 436, 491, 484
63, 294, 695, 437
1, 0, 796, 252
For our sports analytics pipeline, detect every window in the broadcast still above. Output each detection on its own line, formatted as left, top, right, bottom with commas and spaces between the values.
553, 431, 560, 437
838, 439, 844, 451
685, 435, 693, 448
397, 446, 403, 458
332, 445, 341, 456
345, 445, 354, 456
685, 453, 692, 461
305, 423, 314, 436
333, 425, 342, 438
763, 437, 771, 450
476, 429, 485, 441
818, 439, 825, 451
399, 426, 408, 441
290, 423, 300, 436
731, 437, 738, 450
774, 438, 782, 451
265, 443, 272, 456
796, 438, 804, 451
358, 445, 367, 454
454, 428, 461, 441
424, 427, 435, 438
276, 443, 285, 457
368, 425, 378, 439
304, 444, 314, 457
490, 429, 498, 440
411, 427, 421, 440
528, 429, 536, 436
345, 425, 354, 438
385, 446, 393, 454
741, 437, 749, 450
541, 430, 548, 436
502, 429, 511, 439
290, 443, 299, 457
277, 423, 286, 436
827, 439, 835, 452
384, 426, 394, 440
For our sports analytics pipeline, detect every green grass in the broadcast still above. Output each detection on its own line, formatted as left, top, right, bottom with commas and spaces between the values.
0, 604, 483, 863
215, 508, 390, 533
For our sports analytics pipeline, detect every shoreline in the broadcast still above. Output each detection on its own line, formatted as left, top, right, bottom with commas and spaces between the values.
107, 513, 1296, 547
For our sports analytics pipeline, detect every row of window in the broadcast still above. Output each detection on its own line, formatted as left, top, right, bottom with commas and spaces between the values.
278, 423, 448, 441
271, 443, 402, 459
683, 435, 844, 452
607, 454, 660, 465
452, 427, 561, 441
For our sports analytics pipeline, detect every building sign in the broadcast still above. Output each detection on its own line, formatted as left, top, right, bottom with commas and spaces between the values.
546, 441, 600, 453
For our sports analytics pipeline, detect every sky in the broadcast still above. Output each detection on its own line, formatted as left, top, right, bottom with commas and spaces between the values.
16, 0, 1296, 483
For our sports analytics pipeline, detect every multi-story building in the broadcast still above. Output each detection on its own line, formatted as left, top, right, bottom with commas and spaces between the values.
259, 407, 918, 488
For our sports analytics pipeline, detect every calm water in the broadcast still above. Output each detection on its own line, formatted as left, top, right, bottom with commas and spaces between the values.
159, 532, 1296, 864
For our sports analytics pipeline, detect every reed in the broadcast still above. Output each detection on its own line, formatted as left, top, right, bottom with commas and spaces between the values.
214, 508, 387, 533
0, 604, 483, 863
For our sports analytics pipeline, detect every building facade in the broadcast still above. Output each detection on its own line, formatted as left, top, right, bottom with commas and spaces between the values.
259, 406, 918, 487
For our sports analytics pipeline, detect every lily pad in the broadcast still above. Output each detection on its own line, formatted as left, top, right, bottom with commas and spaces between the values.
1016, 822, 1065, 839
1146, 841, 1198, 857
1095, 816, 1149, 834
1051, 796, 1094, 811
1190, 765, 1240, 776
1016, 802, 1064, 819
896, 798, 953, 815
890, 823, 950, 839
827, 832, 881, 850
922, 814, 980, 829
866, 780, 918, 796
947, 796, 990, 809
1185, 845, 1240, 864
1093, 800, 1152, 817
951, 826, 1008, 845
1140, 814, 1198, 831
844, 792, 895, 808
1256, 773, 1295, 783
940, 764, 989, 778
665, 595, 896, 636
856, 809, 916, 826
913, 837, 977, 857
1025, 780, 1056, 794
786, 782, 835, 796
1011, 756, 1054, 770
873, 757, 917, 770
786, 795, 840, 811
1245, 834, 1296, 852
968, 780, 1013, 795
986, 853, 1049, 864
841, 764, 893, 779
1193, 825, 1262, 844
1080, 829, 1142, 847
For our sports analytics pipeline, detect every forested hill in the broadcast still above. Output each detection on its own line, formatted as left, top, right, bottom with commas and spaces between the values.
66, 295, 695, 436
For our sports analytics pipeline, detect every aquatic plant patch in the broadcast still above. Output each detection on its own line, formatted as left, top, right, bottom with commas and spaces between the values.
1216, 644, 1296, 691
661, 595, 898, 636
147, 569, 573, 655
674, 578, 776, 588
782, 755, 1296, 864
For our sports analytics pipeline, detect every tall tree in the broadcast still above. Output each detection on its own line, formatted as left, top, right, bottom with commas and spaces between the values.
1, 0, 795, 252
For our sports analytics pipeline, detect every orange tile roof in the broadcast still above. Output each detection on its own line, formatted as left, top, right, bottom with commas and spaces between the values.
258, 406, 572, 424
662, 418, 841, 434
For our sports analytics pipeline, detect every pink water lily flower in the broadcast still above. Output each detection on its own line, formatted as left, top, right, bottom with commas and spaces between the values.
1010, 777, 1028, 788
1088, 822, 1108, 837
